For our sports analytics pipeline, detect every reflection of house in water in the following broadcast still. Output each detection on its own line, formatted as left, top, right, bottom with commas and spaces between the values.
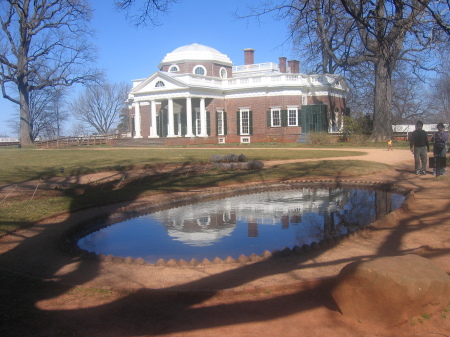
141, 188, 402, 247
148, 205, 237, 246
147, 188, 354, 245
248, 220, 258, 238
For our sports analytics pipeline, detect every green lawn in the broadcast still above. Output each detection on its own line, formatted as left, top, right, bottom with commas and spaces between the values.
0, 147, 366, 184
0, 146, 393, 233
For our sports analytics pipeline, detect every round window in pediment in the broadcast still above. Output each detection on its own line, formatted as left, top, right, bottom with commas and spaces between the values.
155, 81, 165, 87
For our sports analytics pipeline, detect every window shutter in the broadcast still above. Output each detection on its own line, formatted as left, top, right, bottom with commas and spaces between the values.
267, 110, 271, 127
249, 111, 253, 135
206, 111, 211, 136
223, 111, 227, 135
281, 110, 288, 127
215, 111, 219, 135
237, 111, 241, 135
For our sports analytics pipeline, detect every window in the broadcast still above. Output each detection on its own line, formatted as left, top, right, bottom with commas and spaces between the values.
220, 67, 227, 78
195, 111, 201, 136
271, 109, 281, 127
240, 137, 250, 143
193, 65, 206, 76
217, 110, 225, 135
169, 65, 179, 72
155, 81, 165, 87
240, 109, 250, 135
288, 108, 298, 126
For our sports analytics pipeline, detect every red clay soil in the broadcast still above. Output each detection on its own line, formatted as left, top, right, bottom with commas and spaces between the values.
0, 148, 449, 337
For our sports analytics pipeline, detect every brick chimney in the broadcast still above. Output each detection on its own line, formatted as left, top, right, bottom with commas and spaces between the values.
279, 57, 287, 73
287, 60, 300, 73
244, 48, 255, 65
287, 60, 294, 73
293, 60, 300, 73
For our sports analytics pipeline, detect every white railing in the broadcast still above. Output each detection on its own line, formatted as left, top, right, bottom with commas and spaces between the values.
172, 72, 340, 89
233, 62, 279, 72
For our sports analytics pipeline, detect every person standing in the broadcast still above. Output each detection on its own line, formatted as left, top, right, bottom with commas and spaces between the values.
431, 122, 448, 176
409, 120, 430, 175
387, 139, 393, 151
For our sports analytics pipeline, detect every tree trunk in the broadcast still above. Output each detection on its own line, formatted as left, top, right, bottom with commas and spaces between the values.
372, 58, 394, 142
19, 82, 33, 146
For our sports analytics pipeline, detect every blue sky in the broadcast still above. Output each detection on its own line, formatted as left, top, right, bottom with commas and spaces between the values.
0, 0, 295, 136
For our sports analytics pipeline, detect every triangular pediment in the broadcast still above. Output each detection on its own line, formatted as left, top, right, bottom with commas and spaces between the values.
130, 72, 189, 94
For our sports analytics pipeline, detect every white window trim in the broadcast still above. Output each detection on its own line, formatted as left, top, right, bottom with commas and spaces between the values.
195, 111, 201, 136
240, 136, 250, 143
193, 65, 207, 76
302, 95, 308, 105
239, 108, 250, 135
271, 108, 281, 127
169, 65, 179, 72
220, 67, 227, 78
217, 109, 225, 136
287, 106, 299, 126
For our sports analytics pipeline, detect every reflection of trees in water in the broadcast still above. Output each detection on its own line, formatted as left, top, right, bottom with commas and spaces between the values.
293, 189, 397, 246
376, 190, 393, 220
79, 188, 404, 250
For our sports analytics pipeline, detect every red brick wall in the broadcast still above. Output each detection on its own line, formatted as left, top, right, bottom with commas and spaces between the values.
161, 62, 232, 78
131, 93, 341, 144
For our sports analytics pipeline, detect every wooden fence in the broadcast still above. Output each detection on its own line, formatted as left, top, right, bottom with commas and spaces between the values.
35, 134, 118, 148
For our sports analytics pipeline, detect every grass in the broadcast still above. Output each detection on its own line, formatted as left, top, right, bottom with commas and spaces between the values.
0, 147, 367, 184
0, 150, 389, 234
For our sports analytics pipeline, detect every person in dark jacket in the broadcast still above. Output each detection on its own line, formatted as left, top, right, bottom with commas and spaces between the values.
431, 122, 448, 176
409, 120, 429, 175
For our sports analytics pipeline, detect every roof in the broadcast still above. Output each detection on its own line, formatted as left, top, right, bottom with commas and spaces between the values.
158, 43, 233, 68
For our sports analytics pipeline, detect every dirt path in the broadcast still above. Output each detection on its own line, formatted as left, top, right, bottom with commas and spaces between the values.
1, 148, 449, 337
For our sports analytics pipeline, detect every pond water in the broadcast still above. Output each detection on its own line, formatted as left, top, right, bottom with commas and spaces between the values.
78, 188, 405, 263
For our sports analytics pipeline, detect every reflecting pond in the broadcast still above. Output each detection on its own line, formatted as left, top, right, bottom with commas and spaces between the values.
78, 188, 405, 263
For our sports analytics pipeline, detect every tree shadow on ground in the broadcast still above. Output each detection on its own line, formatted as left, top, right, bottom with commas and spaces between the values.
0, 164, 449, 337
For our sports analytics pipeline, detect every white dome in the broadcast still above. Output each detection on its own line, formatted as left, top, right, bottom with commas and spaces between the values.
159, 43, 233, 67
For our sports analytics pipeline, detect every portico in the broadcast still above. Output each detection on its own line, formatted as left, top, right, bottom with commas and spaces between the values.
132, 96, 209, 139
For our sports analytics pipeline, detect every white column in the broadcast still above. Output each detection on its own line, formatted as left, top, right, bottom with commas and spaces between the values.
328, 113, 333, 133
199, 97, 208, 137
185, 97, 194, 137
134, 102, 142, 138
167, 98, 175, 137
149, 100, 158, 138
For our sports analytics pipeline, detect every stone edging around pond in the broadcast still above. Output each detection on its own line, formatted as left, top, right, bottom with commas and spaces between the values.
59, 179, 414, 268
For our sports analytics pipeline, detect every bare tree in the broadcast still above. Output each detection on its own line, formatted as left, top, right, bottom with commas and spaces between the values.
418, 0, 450, 35
0, 0, 101, 146
244, 0, 446, 141
71, 82, 129, 135
46, 88, 70, 139
289, 0, 359, 74
114, 0, 179, 26
430, 72, 450, 123
391, 67, 433, 124
7, 86, 69, 140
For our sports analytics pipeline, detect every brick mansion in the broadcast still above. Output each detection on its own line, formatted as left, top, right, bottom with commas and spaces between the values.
126, 43, 349, 144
